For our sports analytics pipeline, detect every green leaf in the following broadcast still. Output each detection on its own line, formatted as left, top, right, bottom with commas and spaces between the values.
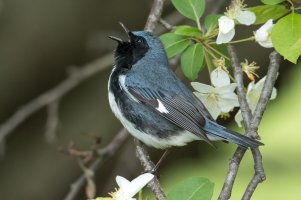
248, 5, 290, 24
261, 0, 285, 5
286, 38, 301, 62
171, 0, 205, 22
174, 25, 202, 37
160, 33, 190, 58
204, 14, 221, 31
181, 43, 204, 80
167, 177, 214, 200
271, 13, 301, 63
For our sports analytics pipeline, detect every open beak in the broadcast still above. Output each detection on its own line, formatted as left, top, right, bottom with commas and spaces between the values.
108, 22, 131, 43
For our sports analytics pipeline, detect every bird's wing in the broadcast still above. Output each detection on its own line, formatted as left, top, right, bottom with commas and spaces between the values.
128, 86, 214, 146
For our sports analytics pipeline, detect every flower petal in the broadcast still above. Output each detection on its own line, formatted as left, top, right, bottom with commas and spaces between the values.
258, 19, 274, 33
270, 87, 277, 100
211, 68, 231, 87
116, 176, 131, 190
255, 30, 269, 42
254, 19, 274, 48
194, 92, 221, 119
216, 83, 237, 94
218, 95, 239, 112
247, 81, 255, 94
127, 173, 154, 198
216, 28, 235, 44
236, 10, 256, 25
258, 40, 273, 48
235, 110, 243, 127
191, 82, 215, 93
218, 16, 235, 33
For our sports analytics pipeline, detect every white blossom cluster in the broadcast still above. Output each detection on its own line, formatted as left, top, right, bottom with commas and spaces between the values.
216, 0, 274, 48
192, 65, 277, 127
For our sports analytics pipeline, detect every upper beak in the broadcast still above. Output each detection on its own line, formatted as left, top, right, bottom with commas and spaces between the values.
119, 22, 130, 36
108, 22, 131, 43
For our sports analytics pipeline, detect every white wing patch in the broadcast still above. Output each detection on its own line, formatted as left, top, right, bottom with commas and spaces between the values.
156, 99, 169, 113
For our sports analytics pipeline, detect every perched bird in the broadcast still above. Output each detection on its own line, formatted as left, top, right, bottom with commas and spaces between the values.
108, 23, 263, 149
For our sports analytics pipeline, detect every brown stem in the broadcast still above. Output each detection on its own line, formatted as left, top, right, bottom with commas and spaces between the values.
218, 48, 281, 200
64, 129, 129, 200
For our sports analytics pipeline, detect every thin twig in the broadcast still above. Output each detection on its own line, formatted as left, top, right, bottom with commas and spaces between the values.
64, 128, 129, 200
144, 0, 165, 32
242, 52, 280, 199
228, 45, 252, 128
45, 101, 60, 144
159, 18, 173, 30
135, 140, 166, 200
218, 147, 246, 200
218, 49, 281, 200
242, 148, 265, 200
249, 51, 281, 137
0, 54, 112, 148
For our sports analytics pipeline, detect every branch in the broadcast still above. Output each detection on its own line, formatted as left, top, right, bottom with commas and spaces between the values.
218, 147, 246, 200
0, 54, 113, 149
242, 51, 280, 199
144, 0, 165, 32
249, 52, 281, 137
218, 49, 281, 200
159, 18, 173, 30
228, 45, 252, 128
135, 140, 166, 200
45, 101, 60, 144
64, 128, 129, 200
242, 148, 265, 200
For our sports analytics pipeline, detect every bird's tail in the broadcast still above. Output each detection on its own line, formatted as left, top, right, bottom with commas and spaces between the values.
203, 120, 263, 148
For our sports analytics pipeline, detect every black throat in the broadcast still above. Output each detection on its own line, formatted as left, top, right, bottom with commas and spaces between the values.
109, 33, 149, 104
113, 34, 149, 73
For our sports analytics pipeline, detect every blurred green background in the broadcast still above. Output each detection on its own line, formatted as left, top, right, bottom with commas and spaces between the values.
0, 0, 300, 200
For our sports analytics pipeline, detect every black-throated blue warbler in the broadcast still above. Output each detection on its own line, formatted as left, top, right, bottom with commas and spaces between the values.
108, 23, 263, 149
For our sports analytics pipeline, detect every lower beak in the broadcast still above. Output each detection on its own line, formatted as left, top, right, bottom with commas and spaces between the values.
108, 36, 123, 43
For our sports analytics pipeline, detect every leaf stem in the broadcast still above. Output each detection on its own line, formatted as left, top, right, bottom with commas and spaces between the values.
204, 50, 214, 75
196, 18, 202, 32
295, 6, 301, 10
204, 43, 231, 60
204, 47, 219, 60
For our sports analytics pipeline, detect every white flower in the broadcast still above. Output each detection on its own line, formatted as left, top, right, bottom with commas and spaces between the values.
254, 19, 274, 48
115, 173, 154, 200
210, 68, 231, 87
216, 2, 256, 44
93, 173, 154, 200
235, 76, 277, 127
216, 16, 236, 44
192, 82, 239, 120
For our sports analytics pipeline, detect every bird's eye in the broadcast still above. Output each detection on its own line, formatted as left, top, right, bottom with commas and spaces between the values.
137, 39, 142, 43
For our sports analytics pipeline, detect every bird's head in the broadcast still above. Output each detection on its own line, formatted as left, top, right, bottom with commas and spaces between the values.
109, 23, 167, 69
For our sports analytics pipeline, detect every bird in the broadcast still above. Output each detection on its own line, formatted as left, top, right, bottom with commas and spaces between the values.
108, 23, 263, 149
